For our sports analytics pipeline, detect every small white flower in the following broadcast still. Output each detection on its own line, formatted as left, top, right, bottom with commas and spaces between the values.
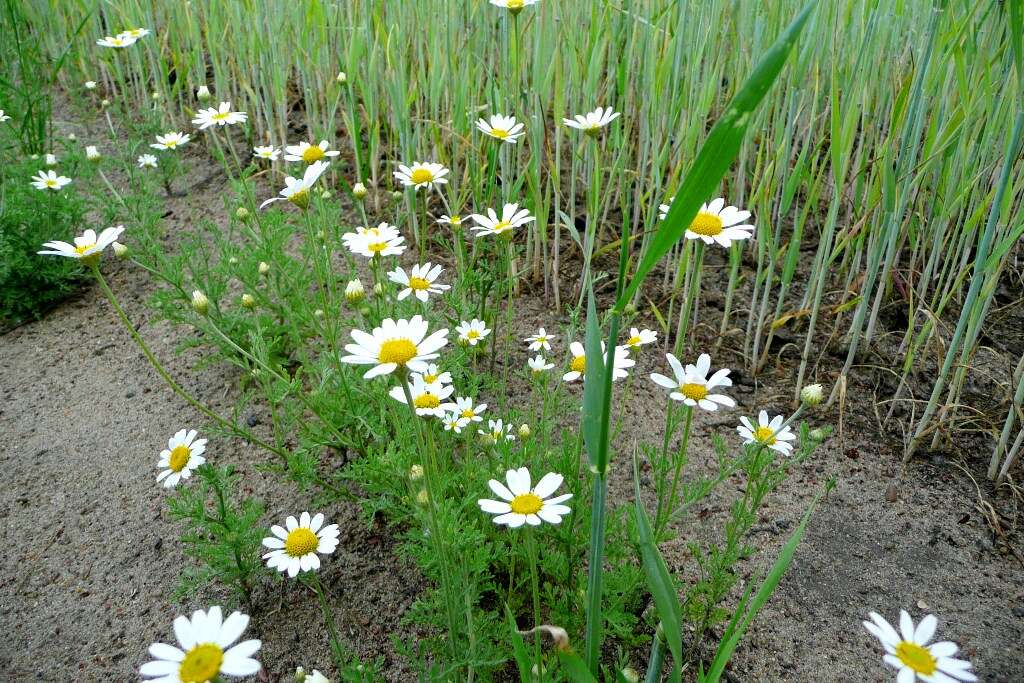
413, 363, 452, 388
479, 418, 516, 444
252, 145, 280, 160
192, 101, 247, 129
393, 161, 449, 190
341, 315, 449, 379
30, 170, 71, 191
341, 223, 407, 258
528, 355, 554, 373
658, 197, 754, 248
737, 411, 796, 456
452, 396, 487, 424
388, 262, 450, 302
468, 203, 535, 238
121, 28, 150, 39
85, 145, 101, 160
45, 153, 57, 166
151, 132, 191, 151
863, 610, 977, 683
490, 0, 541, 10
476, 113, 525, 144
38, 225, 124, 260
259, 160, 330, 210
478, 467, 572, 528
84, 81, 97, 90
138, 154, 158, 169
524, 327, 555, 351
562, 106, 620, 135
389, 376, 456, 417
563, 341, 634, 382
262, 512, 340, 578
650, 353, 734, 410
442, 412, 465, 433
96, 34, 137, 48
155, 429, 207, 488
456, 318, 491, 346
284, 140, 341, 164
624, 327, 657, 350
437, 214, 464, 228
140, 606, 261, 682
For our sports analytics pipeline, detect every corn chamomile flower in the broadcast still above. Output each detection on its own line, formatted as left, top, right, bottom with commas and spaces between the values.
863, 610, 977, 683
31, 169, 72, 191
341, 315, 448, 379
476, 114, 525, 144
122, 28, 150, 39
490, 0, 540, 11
138, 154, 158, 169
259, 160, 330, 210
262, 512, 339, 577
97, 34, 138, 48
737, 411, 796, 455
479, 419, 515, 444
192, 101, 248, 129
562, 106, 620, 136
452, 396, 487, 425
478, 467, 572, 528
388, 262, 450, 302
349, 225, 407, 258
442, 413, 465, 433
140, 606, 261, 682
252, 145, 280, 161
38, 225, 124, 262
389, 376, 455, 417
45, 153, 57, 166
437, 214, 464, 229
393, 161, 449, 190
524, 327, 555, 351
469, 203, 535, 238
151, 132, 191, 151
650, 352, 734, 410
528, 355, 554, 374
414, 363, 452, 388
624, 327, 657, 350
658, 197, 754, 248
155, 429, 207, 488
456, 318, 491, 346
284, 140, 341, 164
563, 341, 634, 382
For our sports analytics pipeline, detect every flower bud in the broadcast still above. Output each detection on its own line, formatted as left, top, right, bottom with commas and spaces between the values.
228, 256, 239, 265
151, 91, 161, 100
191, 290, 209, 315
235, 206, 250, 220
800, 383, 824, 407
100, 99, 110, 108
415, 489, 429, 505
809, 428, 827, 442
345, 278, 365, 303
86, 145, 101, 161
196, 85, 211, 101
45, 153, 57, 166
314, 309, 324, 318
67, 133, 77, 141
408, 464, 424, 481
258, 261, 270, 276
336, 71, 347, 84
112, 242, 129, 259
320, 190, 332, 200
518, 423, 531, 438
352, 182, 367, 199
241, 293, 256, 309
620, 668, 640, 683
84, 81, 97, 90
373, 282, 384, 296
390, 190, 402, 202
294, 667, 307, 683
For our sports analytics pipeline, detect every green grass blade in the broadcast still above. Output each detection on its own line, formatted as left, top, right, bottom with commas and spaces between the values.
581, 283, 604, 469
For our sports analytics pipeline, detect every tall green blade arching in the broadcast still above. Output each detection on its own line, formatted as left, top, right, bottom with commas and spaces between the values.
617, 0, 818, 310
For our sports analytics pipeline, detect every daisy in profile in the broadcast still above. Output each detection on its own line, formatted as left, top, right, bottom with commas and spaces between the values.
468, 203, 535, 238
624, 327, 657, 351
30, 170, 71, 191
0, 110, 11, 122
490, 0, 540, 12
388, 262, 450, 302
151, 132, 191, 151
122, 28, 150, 39
137, 154, 158, 169
479, 419, 515, 444
414, 363, 452, 388
456, 319, 491, 346
253, 145, 280, 161
452, 396, 487, 425
476, 114, 525, 144
563, 341, 634, 383
38, 225, 124, 262
528, 355, 554, 374
192, 101, 248, 129
140, 606, 261, 682
525, 327, 555, 351
650, 353, 734, 411
283, 140, 341, 164
262, 512, 340, 577
437, 214, 464, 229
658, 197, 754, 248
863, 610, 977, 683
259, 160, 330, 210
737, 411, 796, 455
96, 34, 137, 48
341, 315, 448, 379
393, 161, 449, 191
389, 376, 455, 417
155, 429, 207, 488
562, 106, 620, 136
478, 467, 572, 528
342, 223, 407, 258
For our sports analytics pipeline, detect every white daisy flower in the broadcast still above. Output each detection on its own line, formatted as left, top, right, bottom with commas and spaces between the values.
0, 110, 11, 122
155, 429, 207, 488
393, 161, 449, 190
192, 101, 248, 129
140, 606, 261, 682
456, 318, 491, 346
85, 145, 101, 160
658, 197, 754, 248
442, 412, 465, 433
528, 355, 554, 374
389, 376, 456, 417
412, 363, 452, 388
490, 0, 540, 11
96, 34, 137, 48
452, 396, 487, 424
259, 160, 330, 210
261, 512, 339, 578
524, 327, 555, 351
562, 341, 634, 383
468, 203, 535, 238
650, 352, 734, 410
479, 418, 515, 444
437, 214, 464, 228
283, 140, 341, 164
863, 610, 977, 683
624, 327, 657, 350
151, 132, 191, 151
84, 81, 97, 90
342, 223, 407, 258
38, 225, 124, 261
476, 114, 525, 144
562, 106, 620, 136
31, 170, 71, 191
737, 411, 796, 455
478, 467, 572, 528
138, 154, 158, 169
388, 262, 450, 302
122, 28, 150, 39
253, 145, 280, 160
341, 315, 449, 379
45, 153, 57, 166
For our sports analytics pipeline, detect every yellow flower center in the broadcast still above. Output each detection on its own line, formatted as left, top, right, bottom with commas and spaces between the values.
169, 444, 192, 472
74, 242, 96, 255
466, 330, 481, 339
211, 112, 230, 121
284, 527, 319, 557
895, 641, 937, 676
301, 145, 325, 163
409, 276, 431, 291
45, 179, 59, 187
461, 408, 476, 419
627, 335, 642, 347
493, 221, 513, 234
178, 643, 224, 683
449, 215, 462, 226
680, 383, 708, 401
378, 338, 418, 365
510, 493, 543, 515
689, 211, 724, 237
367, 241, 388, 253
413, 393, 440, 410
410, 168, 434, 185
424, 373, 439, 383
571, 355, 586, 374
753, 426, 777, 445
490, 128, 509, 139
288, 188, 310, 210
507, 0, 524, 8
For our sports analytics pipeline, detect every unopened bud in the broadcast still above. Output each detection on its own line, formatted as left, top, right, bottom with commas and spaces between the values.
518, 423, 531, 438
196, 85, 211, 101
86, 145, 101, 160
314, 309, 324, 318
45, 153, 57, 166
336, 71, 347, 84
415, 489, 429, 505
620, 668, 640, 683
345, 279, 365, 303
191, 290, 209, 315
800, 383, 824, 407
235, 206, 250, 220
112, 242, 129, 259
373, 282, 384, 296
258, 261, 270, 276
241, 293, 256, 309
84, 80, 97, 90
100, 99, 110, 108
408, 464, 424, 481
316, 229, 327, 241
67, 133, 77, 141
320, 190, 331, 200
809, 428, 827, 442
391, 190, 402, 202
151, 91, 161, 100
228, 256, 239, 265
352, 182, 367, 199
294, 667, 307, 683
